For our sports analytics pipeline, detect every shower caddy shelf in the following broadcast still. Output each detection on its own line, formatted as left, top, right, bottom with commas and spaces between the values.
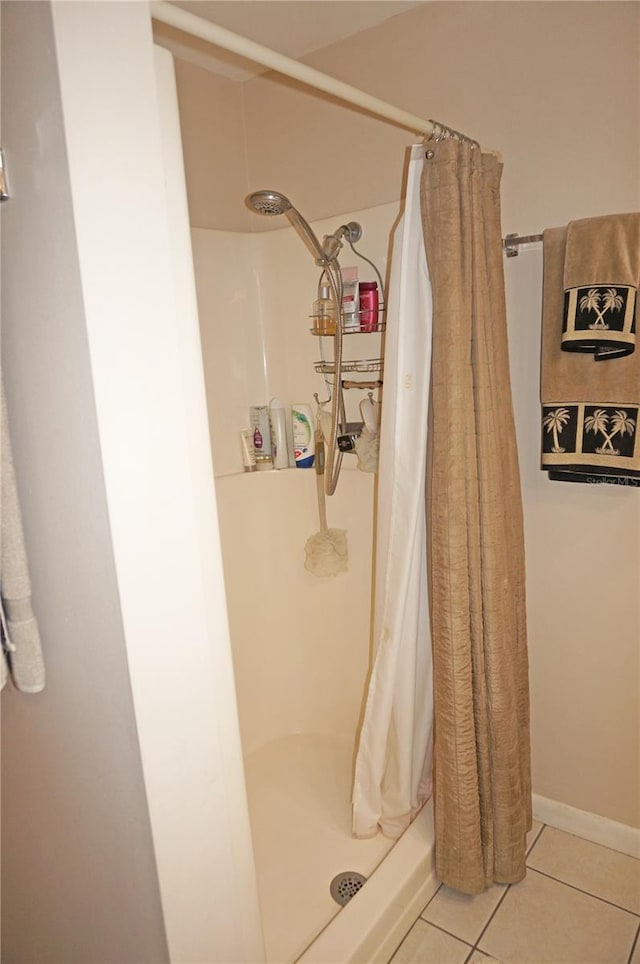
309, 316, 386, 335
313, 311, 385, 376
244, 189, 386, 494
314, 357, 384, 375
312, 283, 386, 495
305, 216, 387, 494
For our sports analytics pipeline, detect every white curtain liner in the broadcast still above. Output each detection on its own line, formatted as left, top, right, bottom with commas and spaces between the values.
352, 145, 433, 838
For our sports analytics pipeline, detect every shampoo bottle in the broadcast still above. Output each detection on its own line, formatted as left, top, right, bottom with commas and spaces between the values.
292, 404, 315, 468
249, 405, 273, 470
269, 397, 290, 469
359, 281, 379, 331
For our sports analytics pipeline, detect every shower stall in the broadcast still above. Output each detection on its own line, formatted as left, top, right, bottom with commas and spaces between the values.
154, 10, 439, 962
191, 180, 435, 963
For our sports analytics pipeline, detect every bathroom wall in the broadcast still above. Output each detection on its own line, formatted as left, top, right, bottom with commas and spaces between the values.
1, 4, 168, 961
2, 4, 265, 962
176, 2, 639, 828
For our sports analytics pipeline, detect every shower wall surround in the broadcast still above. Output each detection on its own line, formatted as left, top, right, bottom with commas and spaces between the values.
192, 204, 393, 477
191, 230, 266, 477
191, 203, 395, 754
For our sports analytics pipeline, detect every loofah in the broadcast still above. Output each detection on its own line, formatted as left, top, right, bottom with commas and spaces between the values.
304, 527, 348, 577
305, 426, 348, 577
355, 425, 379, 472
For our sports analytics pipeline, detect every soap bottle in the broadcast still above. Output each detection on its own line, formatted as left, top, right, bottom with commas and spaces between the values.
313, 285, 336, 334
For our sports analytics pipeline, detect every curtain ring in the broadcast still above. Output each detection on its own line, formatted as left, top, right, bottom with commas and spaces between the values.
425, 120, 481, 152
427, 121, 447, 143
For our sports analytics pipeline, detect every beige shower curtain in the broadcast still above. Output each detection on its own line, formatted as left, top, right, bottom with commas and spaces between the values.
420, 139, 531, 894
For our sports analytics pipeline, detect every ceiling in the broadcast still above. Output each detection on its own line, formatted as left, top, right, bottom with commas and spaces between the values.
157, 1, 426, 81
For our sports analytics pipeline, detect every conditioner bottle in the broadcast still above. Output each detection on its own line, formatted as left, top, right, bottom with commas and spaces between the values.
292, 403, 315, 468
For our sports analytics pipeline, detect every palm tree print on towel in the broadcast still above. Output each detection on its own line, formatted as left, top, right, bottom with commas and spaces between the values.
543, 407, 571, 453
584, 408, 637, 456
578, 287, 624, 330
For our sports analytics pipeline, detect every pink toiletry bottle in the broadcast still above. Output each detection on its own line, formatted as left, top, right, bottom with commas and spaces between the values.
359, 281, 379, 331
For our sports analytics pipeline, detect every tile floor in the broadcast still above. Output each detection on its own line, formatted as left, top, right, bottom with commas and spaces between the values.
388, 822, 640, 963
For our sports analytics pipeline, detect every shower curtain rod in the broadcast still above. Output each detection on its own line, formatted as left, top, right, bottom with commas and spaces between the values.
151, 1, 479, 146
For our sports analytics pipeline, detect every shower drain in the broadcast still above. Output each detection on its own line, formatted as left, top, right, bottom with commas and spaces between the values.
330, 871, 367, 906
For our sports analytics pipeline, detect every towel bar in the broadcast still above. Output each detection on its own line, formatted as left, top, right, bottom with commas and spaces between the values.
503, 232, 544, 257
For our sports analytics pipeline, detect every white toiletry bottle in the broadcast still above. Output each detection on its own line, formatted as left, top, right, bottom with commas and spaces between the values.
239, 429, 257, 472
269, 397, 290, 469
292, 403, 315, 468
341, 267, 360, 331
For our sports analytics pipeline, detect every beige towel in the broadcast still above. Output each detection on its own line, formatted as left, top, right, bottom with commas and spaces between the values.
562, 214, 639, 359
541, 221, 640, 485
1, 385, 46, 692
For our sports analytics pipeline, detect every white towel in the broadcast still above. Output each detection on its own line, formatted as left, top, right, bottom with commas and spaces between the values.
1, 384, 45, 692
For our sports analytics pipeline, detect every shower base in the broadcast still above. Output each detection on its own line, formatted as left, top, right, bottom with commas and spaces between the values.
243, 732, 397, 963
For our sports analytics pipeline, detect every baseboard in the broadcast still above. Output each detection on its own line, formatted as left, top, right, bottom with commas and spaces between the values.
532, 793, 640, 859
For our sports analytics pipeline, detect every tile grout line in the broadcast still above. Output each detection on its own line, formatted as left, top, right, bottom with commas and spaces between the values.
525, 866, 640, 918
469, 881, 513, 957
387, 906, 475, 963
463, 945, 476, 964
416, 918, 474, 950
526, 822, 546, 857
386, 915, 420, 963
417, 881, 443, 923
462, 827, 547, 959
390, 822, 638, 964
627, 920, 640, 964
424, 882, 444, 910
386, 885, 443, 963
415, 828, 547, 963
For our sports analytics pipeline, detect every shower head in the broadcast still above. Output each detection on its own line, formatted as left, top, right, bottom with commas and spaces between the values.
246, 189, 326, 264
247, 190, 292, 218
